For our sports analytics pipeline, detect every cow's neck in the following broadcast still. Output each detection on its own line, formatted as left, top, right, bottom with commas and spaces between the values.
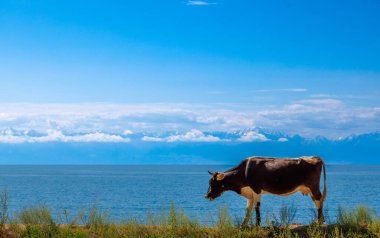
222, 167, 247, 194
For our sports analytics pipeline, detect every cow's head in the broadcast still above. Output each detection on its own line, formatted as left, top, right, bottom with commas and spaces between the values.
205, 171, 226, 201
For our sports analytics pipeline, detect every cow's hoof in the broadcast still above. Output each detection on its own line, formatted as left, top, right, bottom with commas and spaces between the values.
314, 219, 324, 225
240, 223, 249, 229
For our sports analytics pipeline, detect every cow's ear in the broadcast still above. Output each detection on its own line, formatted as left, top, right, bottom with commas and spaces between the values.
216, 173, 225, 181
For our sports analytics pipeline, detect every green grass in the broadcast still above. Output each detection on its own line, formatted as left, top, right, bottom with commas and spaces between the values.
0, 190, 379, 237
19, 206, 56, 226
269, 203, 298, 227
337, 205, 377, 228
0, 205, 377, 238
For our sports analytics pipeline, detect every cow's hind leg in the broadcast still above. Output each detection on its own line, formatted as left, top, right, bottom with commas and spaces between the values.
310, 186, 324, 223
253, 194, 261, 226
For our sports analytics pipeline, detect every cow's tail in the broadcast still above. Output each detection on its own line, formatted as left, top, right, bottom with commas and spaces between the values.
321, 159, 327, 206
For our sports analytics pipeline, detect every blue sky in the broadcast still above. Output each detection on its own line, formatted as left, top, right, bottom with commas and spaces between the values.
0, 0, 380, 143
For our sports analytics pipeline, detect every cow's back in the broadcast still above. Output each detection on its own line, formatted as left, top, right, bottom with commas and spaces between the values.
245, 156, 323, 194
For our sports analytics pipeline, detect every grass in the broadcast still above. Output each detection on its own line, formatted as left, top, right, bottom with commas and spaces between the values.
0, 188, 9, 233
0, 190, 379, 237
0, 205, 378, 238
337, 205, 377, 229
269, 203, 298, 227
19, 206, 56, 226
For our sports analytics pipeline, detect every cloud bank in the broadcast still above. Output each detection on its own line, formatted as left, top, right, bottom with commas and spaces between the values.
0, 100, 379, 143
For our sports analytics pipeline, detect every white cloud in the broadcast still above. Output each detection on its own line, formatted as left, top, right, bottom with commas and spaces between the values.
142, 129, 221, 142
186, 1, 216, 6
238, 131, 269, 142
141, 136, 165, 142
0, 129, 130, 143
33, 130, 130, 143
168, 129, 221, 142
0, 135, 27, 143
310, 94, 336, 98
0, 113, 17, 121
278, 138, 288, 142
253, 88, 308, 93
257, 99, 380, 138
123, 130, 133, 135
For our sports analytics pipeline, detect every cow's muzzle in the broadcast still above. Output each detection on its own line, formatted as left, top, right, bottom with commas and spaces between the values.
205, 194, 215, 201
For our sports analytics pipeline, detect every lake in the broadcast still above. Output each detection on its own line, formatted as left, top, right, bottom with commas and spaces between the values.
0, 165, 379, 225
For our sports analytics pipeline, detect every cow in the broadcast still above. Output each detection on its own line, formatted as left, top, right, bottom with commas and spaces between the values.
205, 156, 327, 226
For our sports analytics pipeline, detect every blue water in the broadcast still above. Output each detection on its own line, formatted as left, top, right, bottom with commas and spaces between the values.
0, 165, 379, 225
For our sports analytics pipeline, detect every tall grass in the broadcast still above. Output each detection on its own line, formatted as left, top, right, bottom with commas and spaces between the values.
216, 206, 233, 229
0, 189, 8, 229
337, 205, 377, 229
270, 203, 297, 227
19, 206, 56, 226
0, 189, 379, 237
59, 208, 78, 227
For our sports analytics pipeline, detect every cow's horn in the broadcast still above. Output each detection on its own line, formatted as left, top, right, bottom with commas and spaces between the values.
208, 170, 213, 175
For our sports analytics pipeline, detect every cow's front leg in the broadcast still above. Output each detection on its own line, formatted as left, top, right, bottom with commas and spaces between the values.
241, 199, 253, 227
240, 188, 262, 227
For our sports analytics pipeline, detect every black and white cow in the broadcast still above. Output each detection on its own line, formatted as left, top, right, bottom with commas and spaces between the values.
205, 156, 327, 226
